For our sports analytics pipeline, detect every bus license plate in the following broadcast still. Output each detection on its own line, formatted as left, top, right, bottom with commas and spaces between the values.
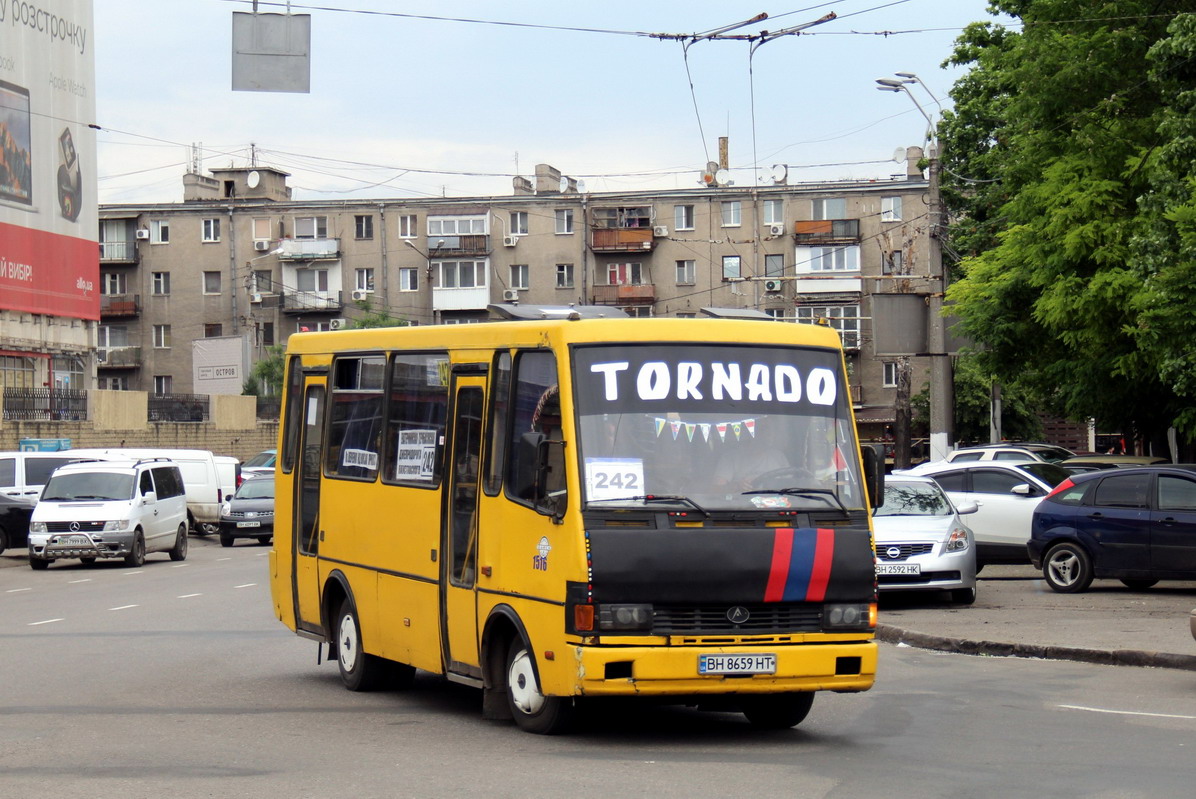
698, 654, 776, 675
876, 563, 921, 575
237, 521, 261, 528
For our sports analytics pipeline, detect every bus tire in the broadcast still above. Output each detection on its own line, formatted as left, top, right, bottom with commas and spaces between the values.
335, 597, 386, 692
741, 692, 814, 729
505, 639, 572, 734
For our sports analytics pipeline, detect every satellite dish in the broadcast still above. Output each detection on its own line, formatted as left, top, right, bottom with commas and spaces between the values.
770, 164, 788, 184
558, 175, 569, 193
715, 169, 730, 186
575, 179, 587, 194
246, 170, 261, 188
892, 147, 906, 163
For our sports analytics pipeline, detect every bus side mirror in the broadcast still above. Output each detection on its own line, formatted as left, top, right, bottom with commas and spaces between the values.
862, 444, 885, 509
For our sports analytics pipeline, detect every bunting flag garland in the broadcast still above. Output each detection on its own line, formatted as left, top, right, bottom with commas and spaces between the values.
732, 422, 742, 440
745, 419, 757, 438
685, 423, 696, 441
652, 417, 760, 443
654, 417, 667, 437
716, 423, 728, 441
700, 423, 711, 442
670, 419, 682, 440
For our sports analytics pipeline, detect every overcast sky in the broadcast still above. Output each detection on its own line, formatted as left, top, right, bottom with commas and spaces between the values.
94, 0, 1004, 204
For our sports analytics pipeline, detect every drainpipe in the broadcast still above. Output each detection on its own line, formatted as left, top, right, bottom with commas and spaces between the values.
228, 204, 239, 333
378, 203, 388, 303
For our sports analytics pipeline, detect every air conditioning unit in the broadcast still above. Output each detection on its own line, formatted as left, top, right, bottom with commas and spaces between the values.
653, 225, 669, 237
768, 223, 786, 236
329, 318, 347, 331
502, 289, 520, 302
253, 240, 270, 252
134, 229, 150, 240
351, 289, 369, 301
503, 235, 518, 247
250, 292, 263, 304
764, 279, 783, 293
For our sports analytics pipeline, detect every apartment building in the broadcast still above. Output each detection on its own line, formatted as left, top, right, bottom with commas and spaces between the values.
95, 154, 936, 441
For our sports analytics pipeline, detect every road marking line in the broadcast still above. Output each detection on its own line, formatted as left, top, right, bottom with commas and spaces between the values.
234, 583, 257, 589
29, 618, 63, 626
177, 593, 202, 599
1059, 704, 1196, 720
109, 605, 139, 611
171, 564, 189, 568
6, 587, 32, 593
123, 571, 145, 576
68, 579, 92, 584
217, 557, 232, 561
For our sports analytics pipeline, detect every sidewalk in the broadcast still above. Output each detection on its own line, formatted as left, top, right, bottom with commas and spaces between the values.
878, 565, 1196, 670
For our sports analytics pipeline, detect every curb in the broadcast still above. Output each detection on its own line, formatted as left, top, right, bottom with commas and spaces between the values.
876, 623, 1196, 672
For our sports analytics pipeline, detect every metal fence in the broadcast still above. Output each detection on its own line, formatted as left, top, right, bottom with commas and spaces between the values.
148, 393, 210, 423
255, 395, 281, 420
2, 387, 89, 421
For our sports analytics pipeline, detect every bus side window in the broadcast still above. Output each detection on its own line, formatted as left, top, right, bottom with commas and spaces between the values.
483, 352, 512, 496
324, 355, 385, 481
382, 352, 450, 487
505, 351, 566, 512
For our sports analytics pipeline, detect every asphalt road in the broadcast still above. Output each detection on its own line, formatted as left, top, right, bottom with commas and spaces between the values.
3, 540, 1196, 797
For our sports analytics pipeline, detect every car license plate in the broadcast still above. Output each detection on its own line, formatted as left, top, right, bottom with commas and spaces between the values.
698, 653, 776, 675
876, 563, 921, 575
237, 521, 261, 528
54, 535, 92, 546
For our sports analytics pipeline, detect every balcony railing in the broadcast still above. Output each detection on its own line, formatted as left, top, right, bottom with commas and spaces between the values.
2, 387, 88, 421
100, 294, 140, 317
97, 346, 142, 369
148, 393, 209, 423
590, 228, 656, 253
277, 238, 341, 260
590, 283, 656, 305
99, 240, 137, 263
281, 289, 343, 314
794, 219, 860, 244
426, 234, 490, 256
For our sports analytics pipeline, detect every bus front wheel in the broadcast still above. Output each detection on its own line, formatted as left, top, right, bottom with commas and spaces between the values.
505, 640, 572, 734
335, 597, 387, 691
741, 692, 814, 729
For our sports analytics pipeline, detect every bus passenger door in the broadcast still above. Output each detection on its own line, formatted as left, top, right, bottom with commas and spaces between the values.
441, 375, 485, 678
292, 382, 325, 634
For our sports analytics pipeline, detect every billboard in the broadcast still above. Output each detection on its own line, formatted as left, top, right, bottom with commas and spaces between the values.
0, 0, 98, 320
193, 335, 250, 396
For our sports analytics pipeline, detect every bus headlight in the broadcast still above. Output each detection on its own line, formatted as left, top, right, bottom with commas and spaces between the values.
598, 604, 654, 632
823, 602, 874, 631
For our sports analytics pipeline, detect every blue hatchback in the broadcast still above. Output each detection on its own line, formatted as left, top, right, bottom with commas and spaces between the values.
1029, 465, 1196, 592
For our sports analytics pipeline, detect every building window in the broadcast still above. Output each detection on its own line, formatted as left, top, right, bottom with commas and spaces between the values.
261, 322, 275, 346
428, 216, 487, 235
509, 264, 529, 290
204, 323, 223, 338
151, 271, 170, 295
203, 271, 222, 294
763, 199, 783, 225
252, 217, 272, 241
252, 270, 273, 293
355, 268, 375, 293
592, 206, 651, 229
510, 211, 529, 236
98, 375, 128, 391
294, 216, 328, 239
98, 325, 129, 348
154, 375, 173, 394
555, 208, 573, 234
621, 306, 654, 318
812, 198, 847, 220
796, 304, 860, 348
674, 204, 695, 231
555, 263, 574, 289
399, 267, 419, 292
722, 255, 741, 280
721, 201, 741, 227
150, 219, 169, 244
882, 362, 898, 388
881, 196, 903, 222
605, 263, 643, 286
399, 214, 417, 238
764, 308, 789, 321
0, 355, 35, 392
296, 269, 329, 293
354, 214, 374, 239
435, 260, 487, 288
202, 218, 221, 242
765, 254, 785, 277
797, 245, 860, 273
883, 249, 904, 275
675, 259, 695, 285
101, 272, 127, 295
153, 325, 171, 349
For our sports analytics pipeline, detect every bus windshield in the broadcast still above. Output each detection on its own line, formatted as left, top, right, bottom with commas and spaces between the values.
572, 343, 865, 512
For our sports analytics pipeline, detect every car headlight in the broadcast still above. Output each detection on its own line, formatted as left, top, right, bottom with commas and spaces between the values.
29, 521, 47, 534
945, 525, 970, 552
221, 502, 231, 517
103, 519, 130, 532
823, 602, 876, 631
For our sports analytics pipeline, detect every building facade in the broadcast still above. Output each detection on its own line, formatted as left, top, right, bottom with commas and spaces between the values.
95, 154, 936, 442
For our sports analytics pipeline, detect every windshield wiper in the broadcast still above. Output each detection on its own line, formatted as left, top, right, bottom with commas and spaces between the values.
742, 487, 849, 517
587, 494, 709, 517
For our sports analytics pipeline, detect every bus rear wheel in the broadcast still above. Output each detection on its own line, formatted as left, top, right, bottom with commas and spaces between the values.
741, 692, 814, 729
505, 640, 572, 734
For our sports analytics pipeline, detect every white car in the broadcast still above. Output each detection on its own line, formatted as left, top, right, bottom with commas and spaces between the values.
894, 460, 1071, 567
944, 443, 1075, 464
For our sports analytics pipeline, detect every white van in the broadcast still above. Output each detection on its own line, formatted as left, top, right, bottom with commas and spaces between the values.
28, 458, 189, 568
0, 451, 91, 505
65, 448, 227, 533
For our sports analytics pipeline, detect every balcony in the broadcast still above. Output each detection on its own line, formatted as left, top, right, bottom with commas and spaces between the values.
99, 240, 138, 263
277, 238, 341, 261
591, 283, 656, 305
100, 294, 140, 317
794, 219, 860, 244
426, 234, 490, 256
97, 346, 142, 369
590, 227, 656, 253
281, 289, 343, 314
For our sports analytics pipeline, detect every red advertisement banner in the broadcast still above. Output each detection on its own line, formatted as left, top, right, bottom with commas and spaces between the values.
0, 220, 99, 320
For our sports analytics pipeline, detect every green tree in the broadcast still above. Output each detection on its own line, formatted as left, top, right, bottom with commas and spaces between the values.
348, 298, 410, 329
940, 1, 1196, 449
249, 344, 286, 397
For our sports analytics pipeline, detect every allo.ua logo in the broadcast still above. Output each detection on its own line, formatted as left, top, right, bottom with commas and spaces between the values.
533, 536, 551, 571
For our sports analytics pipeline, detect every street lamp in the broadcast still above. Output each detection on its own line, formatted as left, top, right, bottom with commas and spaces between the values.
876, 73, 953, 461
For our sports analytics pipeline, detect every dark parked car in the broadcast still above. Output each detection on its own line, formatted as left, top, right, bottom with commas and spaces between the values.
218, 474, 274, 547
1028, 465, 1196, 593
0, 493, 36, 555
